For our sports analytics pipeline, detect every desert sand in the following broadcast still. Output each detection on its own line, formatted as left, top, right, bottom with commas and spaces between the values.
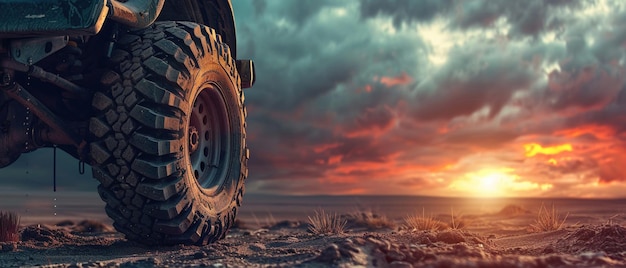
1, 194, 626, 267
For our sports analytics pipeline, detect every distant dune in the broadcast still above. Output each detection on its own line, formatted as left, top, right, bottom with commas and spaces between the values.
496, 204, 532, 217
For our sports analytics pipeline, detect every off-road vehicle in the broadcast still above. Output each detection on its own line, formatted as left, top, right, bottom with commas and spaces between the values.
0, 0, 255, 245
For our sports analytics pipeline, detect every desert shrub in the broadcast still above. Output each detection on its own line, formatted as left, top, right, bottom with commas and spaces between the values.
404, 208, 448, 231
345, 208, 395, 230
308, 208, 347, 235
0, 211, 20, 242
530, 203, 569, 232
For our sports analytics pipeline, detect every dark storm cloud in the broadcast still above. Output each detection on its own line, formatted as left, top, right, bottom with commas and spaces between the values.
451, 0, 583, 36
238, 12, 423, 112
344, 105, 396, 137
443, 125, 518, 150
240, 0, 626, 195
235, 0, 626, 193
232, 0, 433, 192
251, 0, 266, 15
236, 1, 626, 195
278, 0, 346, 26
327, 136, 398, 164
409, 42, 539, 121
360, 0, 585, 36
559, 87, 626, 134
360, 0, 453, 27
541, 13, 626, 112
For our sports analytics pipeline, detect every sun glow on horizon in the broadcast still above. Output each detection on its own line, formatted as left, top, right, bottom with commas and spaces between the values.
448, 168, 553, 197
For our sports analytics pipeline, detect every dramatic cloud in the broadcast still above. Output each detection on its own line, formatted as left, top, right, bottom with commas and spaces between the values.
230, 0, 626, 197
360, 0, 585, 36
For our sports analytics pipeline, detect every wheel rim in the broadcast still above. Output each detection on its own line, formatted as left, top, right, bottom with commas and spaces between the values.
189, 85, 231, 191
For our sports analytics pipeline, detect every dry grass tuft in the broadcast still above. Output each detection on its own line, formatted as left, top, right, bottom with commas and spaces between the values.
605, 214, 619, 226
449, 208, 468, 230
0, 211, 20, 242
346, 208, 395, 230
530, 203, 569, 232
404, 208, 448, 231
252, 212, 277, 228
308, 208, 347, 235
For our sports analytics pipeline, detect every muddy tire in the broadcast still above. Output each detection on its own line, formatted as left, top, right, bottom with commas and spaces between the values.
88, 21, 248, 245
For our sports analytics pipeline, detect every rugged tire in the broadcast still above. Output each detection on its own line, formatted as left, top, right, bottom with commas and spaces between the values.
89, 21, 248, 245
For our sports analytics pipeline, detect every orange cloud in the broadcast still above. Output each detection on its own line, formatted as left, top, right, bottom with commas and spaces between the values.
313, 143, 342, 153
524, 143, 573, 157
554, 124, 616, 140
548, 158, 558, 165
379, 72, 413, 87
437, 125, 449, 134
339, 188, 367, 195
328, 155, 343, 165
324, 156, 441, 186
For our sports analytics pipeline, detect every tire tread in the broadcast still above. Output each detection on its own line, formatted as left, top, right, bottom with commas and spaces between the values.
88, 21, 247, 245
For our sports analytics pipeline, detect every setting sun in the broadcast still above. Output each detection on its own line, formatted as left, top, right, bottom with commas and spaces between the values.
449, 169, 553, 198
478, 172, 507, 194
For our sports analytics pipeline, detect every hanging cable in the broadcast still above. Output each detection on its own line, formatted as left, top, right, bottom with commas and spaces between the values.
53, 145, 57, 192
79, 160, 85, 175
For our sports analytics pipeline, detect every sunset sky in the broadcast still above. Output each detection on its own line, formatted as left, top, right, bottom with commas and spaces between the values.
2, 0, 626, 198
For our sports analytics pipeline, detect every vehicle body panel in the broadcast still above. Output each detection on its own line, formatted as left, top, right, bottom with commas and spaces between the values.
0, 0, 108, 37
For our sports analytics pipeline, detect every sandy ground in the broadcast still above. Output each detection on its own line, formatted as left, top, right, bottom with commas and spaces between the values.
1, 203, 626, 267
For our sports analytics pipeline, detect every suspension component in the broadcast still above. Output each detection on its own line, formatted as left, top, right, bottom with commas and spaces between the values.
2, 82, 84, 149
